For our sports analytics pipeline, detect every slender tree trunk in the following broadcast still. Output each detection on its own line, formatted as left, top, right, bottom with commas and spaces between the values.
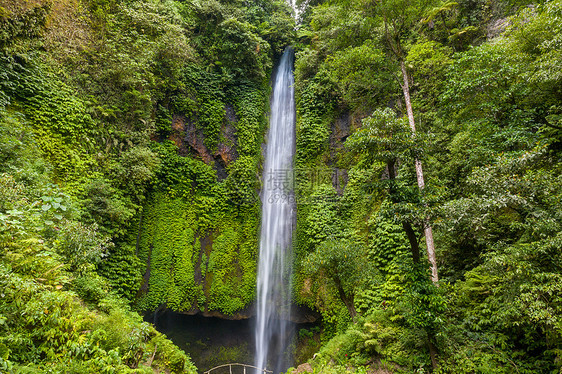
428, 339, 438, 370
333, 276, 357, 322
399, 60, 439, 283
402, 222, 421, 264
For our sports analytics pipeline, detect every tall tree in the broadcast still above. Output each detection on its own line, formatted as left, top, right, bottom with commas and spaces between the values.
347, 108, 423, 265
368, 0, 439, 283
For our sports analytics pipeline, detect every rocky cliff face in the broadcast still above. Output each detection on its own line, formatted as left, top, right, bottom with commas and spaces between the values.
170, 105, 239, 180
172, 302, 320, 323
327, 111, 368, 194
139, 96, 324, 323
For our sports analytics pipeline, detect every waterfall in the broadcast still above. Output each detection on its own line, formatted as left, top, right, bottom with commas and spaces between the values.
254, 48, 295, 374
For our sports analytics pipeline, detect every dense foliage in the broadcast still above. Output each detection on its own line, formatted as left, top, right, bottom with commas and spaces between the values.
291, 0, 562, 372
0, 0, 294, 371
2, 0, 562, 372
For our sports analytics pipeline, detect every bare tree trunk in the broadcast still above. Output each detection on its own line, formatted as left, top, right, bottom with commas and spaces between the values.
402, 221, 421, 264
428, 339, 438, 370
400, 60, 439, 283
333, 276, 357, 322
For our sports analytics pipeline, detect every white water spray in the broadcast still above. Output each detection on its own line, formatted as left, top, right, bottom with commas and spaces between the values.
254, 49, 295, 374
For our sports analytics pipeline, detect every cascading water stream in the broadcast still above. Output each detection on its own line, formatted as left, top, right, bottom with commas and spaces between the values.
254, 49, 295, 373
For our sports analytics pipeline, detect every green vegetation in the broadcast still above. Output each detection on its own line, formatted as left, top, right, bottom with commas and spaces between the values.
292, 0, 562, 372
0, 172, 196, 373
0, 0, 294, 371
2, 0, 562, 372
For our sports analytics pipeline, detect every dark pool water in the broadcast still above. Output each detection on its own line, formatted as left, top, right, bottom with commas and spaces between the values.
147, 310, 321, 373
148, 311, 256, 372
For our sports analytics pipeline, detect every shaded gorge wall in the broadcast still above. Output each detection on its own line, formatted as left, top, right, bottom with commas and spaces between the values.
133, 79, 270, 315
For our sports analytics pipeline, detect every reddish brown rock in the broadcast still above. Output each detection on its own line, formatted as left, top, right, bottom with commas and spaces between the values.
169, 106, 239, 180
294, 363, 313, 374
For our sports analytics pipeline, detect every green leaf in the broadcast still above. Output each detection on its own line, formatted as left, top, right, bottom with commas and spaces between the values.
41, 204, 51, 211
